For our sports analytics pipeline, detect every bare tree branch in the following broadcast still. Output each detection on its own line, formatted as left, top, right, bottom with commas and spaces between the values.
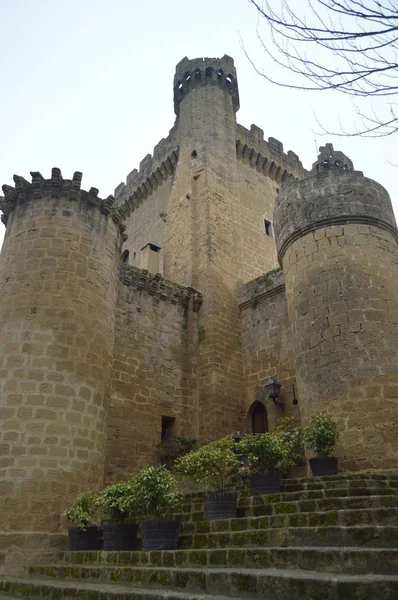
246, 0, 398, 136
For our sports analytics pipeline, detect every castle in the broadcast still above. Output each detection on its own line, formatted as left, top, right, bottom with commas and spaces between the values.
1, 55, 398, 569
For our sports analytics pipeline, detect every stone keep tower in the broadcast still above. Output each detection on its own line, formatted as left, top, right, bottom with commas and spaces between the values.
163, 56, 245, 440
274, 144, 398, 470
0, 171, 123, 561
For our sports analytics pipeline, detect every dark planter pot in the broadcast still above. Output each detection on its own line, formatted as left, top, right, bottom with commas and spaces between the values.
203, 491, 237, 520
103, 523, 138, 551
68, 526, 100, 551
309, 457, 338, 477
250, 470, 281, 496
141, 520, 180, 551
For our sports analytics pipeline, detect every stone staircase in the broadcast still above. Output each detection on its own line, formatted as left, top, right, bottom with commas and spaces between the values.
1, 471, 397, 599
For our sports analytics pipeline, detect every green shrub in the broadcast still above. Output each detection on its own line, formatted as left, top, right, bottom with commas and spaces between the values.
174, 436, 241, 491
275, 417, 305, 474
121, 465, 183, 520
155, 435, 199, 470
62, 491, 98, 530
95, 481, 132, 523
236, 432, 286, 472
303, 412, 338, 458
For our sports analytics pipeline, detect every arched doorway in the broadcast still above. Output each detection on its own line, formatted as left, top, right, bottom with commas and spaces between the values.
248, 401, 269, 434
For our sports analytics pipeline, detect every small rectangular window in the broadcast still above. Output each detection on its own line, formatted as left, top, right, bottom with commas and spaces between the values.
264, 219, 272, 236
161, 416, 175, 442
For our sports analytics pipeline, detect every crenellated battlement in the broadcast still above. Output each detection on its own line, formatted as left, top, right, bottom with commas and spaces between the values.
173, 55, 239, 116
236, 124, 308, 183
0, 168, 126, 237
311, 143, 354, 175
114, 126, 179, 221
121, 264, 203, 311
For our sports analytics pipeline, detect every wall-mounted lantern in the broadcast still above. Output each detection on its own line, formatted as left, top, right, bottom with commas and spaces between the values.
265, 377, 284, 409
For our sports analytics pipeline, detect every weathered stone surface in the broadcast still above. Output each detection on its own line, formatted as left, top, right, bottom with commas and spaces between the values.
274, 152, 398, 470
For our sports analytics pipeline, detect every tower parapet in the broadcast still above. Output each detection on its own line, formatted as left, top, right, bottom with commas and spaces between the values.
173, 55, 239, 116
1, 168, 125, 236
236, 123, 308, 182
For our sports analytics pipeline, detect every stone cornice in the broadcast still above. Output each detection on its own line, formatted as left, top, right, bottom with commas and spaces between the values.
238, 268, 285, 310
239, 283, 286, 310
121, 265, 203, 312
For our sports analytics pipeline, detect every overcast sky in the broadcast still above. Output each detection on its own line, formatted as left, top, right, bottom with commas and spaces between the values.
1, 0, 396, 251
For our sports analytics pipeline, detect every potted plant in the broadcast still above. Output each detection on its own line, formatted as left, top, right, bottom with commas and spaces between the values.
123, 465, 183, 551
95, 481, 138, 551
155, 435, 199, 470
62, 491, 100, 551
303, 412, 339, 476
175, 436, 241, 520
237, 431, 286, 495
275, 417, 305, 477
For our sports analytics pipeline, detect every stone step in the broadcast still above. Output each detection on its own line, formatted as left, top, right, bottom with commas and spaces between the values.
284, 471, 398, 485
182, 471, 398, 502
186, 470, 398, 500
171, 493, 397, 522
0, 579, 242, 600
30, 545, 398, 578
281, 478, 398, 493
179, 525, 398, 550
179, 507, 398, 535
176, 487, 398, 514
4, 569, 398, 599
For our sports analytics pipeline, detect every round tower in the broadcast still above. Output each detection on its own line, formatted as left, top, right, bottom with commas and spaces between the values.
274, 144, 398, 470
0, 169, 124, 569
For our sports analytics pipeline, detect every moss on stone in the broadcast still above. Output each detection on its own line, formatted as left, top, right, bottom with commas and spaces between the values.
274, 502, 297, 514
209, 549, 227, 565
175, 571, 190, 588
232, 573, 257, 593
149, 551, 162, 566
158, 571, 172, 586
193, 534, 208, 549
162, 552, 175, 567
227, 549, 246, 566
188, 550, 207, 565
212, 520, 229, 533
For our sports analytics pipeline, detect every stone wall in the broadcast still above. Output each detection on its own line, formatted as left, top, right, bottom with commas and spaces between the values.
237, 161, 279, 281
120, 178, 174, 274
239, 269, 299, 431
105, 266, 201, 481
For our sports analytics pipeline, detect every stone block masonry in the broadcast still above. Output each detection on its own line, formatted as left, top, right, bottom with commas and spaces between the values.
106, 266, 202, 480
1, 56, 398, 576
0, 169, 124, 572
274, 147, 398, 470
